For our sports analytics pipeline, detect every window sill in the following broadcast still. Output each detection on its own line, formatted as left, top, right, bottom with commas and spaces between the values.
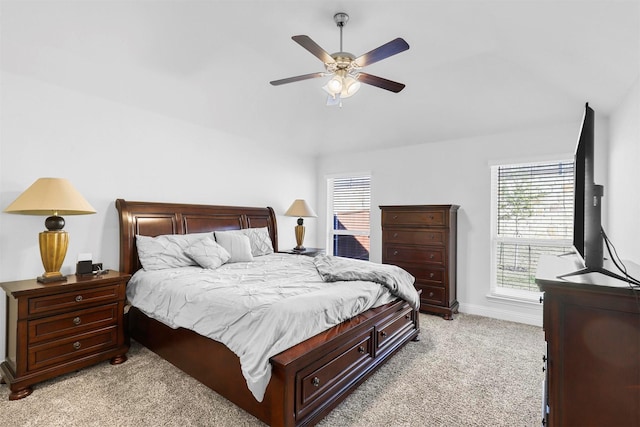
487, 287, 544, 306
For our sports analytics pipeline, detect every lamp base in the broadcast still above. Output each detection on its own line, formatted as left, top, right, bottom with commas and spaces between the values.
37, 272, 67, 283
293, 245, 306, 251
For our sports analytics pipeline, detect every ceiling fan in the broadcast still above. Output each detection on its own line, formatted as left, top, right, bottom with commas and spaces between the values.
270, 12, 409, 106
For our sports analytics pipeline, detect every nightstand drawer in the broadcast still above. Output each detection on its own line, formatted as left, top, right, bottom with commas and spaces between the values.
28, 303, 119, 344
28, 326, 118, 371
28, 284, 120, 316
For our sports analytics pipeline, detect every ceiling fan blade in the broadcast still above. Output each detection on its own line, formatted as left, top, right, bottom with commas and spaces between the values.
292, 35, 336, 64
355, 38, 409, 67
270, 72, 326, 86
357, 73, 406, 93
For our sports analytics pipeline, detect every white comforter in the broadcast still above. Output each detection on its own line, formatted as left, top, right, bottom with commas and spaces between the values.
126, 253, 409, 402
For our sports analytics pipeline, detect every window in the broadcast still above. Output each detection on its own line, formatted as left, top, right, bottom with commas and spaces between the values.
492, 160, 574, 294
327, 175, 371, 260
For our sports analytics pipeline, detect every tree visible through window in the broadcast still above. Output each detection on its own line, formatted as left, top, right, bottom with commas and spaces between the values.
328, 176, 371, 260
493, 161, 574, 292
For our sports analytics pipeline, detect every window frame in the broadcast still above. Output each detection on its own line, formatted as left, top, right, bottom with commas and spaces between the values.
489, 158, 574, 301
326, 173, 372, 260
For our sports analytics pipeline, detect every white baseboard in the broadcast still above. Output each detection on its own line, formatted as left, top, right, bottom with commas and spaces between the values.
459, 302, 543, 327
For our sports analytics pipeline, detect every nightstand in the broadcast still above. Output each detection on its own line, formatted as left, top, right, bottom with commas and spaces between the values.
0, 271, 130, 400
280, 248, 325, 257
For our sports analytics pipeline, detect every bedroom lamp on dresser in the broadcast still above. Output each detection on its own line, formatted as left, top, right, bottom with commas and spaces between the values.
380, 205, 459, 319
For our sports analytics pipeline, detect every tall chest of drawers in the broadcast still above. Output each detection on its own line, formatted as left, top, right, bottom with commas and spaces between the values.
0, 271, 130, 400
380, 205, 459, 319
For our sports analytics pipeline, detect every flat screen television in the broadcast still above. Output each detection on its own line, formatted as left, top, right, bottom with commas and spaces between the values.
560, 103, 636, 283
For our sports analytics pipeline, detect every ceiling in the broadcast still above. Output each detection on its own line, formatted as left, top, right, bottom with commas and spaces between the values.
1, 0, 638, 156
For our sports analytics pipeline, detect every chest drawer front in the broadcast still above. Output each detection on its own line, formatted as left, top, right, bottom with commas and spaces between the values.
28, 303, 119, 344
415, 284, 446, 306
376, 305, 414, 351
400, 265, 445, 285
28, 284, 121, 316
383, 229, 446, 246
384, 245, 445, 265
382, 210, 446, 227
28, 326, 118, 371
297, 330, 374, 419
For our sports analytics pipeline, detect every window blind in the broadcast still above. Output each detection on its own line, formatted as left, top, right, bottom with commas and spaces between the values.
329, 176, 371, 260
494, 161, 574, 291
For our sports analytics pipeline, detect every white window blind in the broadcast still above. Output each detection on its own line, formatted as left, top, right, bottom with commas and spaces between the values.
328, 176, 371, 260
493, 161, 574, 292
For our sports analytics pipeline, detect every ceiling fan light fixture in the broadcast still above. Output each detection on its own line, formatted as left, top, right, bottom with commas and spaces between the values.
326, 75, 343, 94
341, 75, 361, 98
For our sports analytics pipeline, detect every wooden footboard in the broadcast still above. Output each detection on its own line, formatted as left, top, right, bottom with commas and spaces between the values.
129, 299, 419, 427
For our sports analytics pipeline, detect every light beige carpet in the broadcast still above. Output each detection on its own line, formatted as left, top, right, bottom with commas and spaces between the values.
0, 313, 545, 426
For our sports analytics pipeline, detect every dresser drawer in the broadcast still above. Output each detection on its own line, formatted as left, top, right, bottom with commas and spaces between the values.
398, 265, 445, 285
28, 326, 118, 371
384, 245, 445, 265
376, 304, 414, 351
383, 229, 446, 246
28, 303, 119, 344
28, 284, 121, 316
415, 284, 445, 306
297, 329, 374, 419
382, 209, 446, 227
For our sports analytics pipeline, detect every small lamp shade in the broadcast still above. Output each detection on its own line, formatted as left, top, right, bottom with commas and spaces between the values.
4, 178, 96, 283
284, 199, 317, 251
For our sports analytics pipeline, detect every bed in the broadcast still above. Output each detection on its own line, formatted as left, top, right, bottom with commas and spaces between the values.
116, 199, 420, 427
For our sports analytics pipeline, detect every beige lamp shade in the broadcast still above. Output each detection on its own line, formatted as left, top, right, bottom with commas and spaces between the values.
284, 199, 317, 218
284, 199, 317, 251
4, 178, 96, 283
4, 177, 96, 216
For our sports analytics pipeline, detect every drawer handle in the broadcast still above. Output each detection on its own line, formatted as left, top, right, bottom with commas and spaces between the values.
429, 292, 434, 297
75, 295, 83, 302
393, 233, 398, 238
312, 377, 320, 387
429, 272, 435, 278
429, 254, 435, 259
381, 331, 387, 338
393, 215, 398, 220
429, 215, 434, 220
73, 341, 81, 350
358, 346, 365, 354
393, 250, 398, 256
430, 234, 435, 239
405, 313, 411, 319
73, 317, 81, 326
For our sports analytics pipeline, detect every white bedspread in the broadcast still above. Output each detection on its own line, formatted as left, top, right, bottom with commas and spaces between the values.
126, 254, 408, 402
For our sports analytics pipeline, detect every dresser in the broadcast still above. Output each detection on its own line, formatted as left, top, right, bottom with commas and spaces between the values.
535, 255, 640, 426
380, 205, 459, 319
0, 271, 130, 400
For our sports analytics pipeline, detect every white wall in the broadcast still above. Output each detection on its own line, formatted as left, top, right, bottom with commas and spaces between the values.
317, 119, 610, 326
608, 78, 640, 263
0, 72, 318, 358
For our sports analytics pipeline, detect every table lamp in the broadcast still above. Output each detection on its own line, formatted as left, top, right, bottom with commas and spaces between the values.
4, 178, 96, 283
284, 199, 317, 251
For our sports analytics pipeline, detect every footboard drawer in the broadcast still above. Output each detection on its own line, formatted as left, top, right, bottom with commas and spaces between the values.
376, 303, 415, 352
296, 328, 374, 420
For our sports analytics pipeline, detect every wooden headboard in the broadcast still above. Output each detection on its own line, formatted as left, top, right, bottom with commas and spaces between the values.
115, 199, 278, 275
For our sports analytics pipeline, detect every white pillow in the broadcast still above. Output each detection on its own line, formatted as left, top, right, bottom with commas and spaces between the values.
184, 236, 231, 269
214, 231, 254, 262
216, 227, 274, 256
136, 232, 212, 270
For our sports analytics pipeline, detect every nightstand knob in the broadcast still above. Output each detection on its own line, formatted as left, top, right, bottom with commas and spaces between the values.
429, 272, 435, 278
73, 317, 81, 326
73, 341, 81, 350
429, 254, 435, 259
312, 377, 320, 387
393, 251, 398, 256
75, 295, 83, 302
429, 292, 434, 297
